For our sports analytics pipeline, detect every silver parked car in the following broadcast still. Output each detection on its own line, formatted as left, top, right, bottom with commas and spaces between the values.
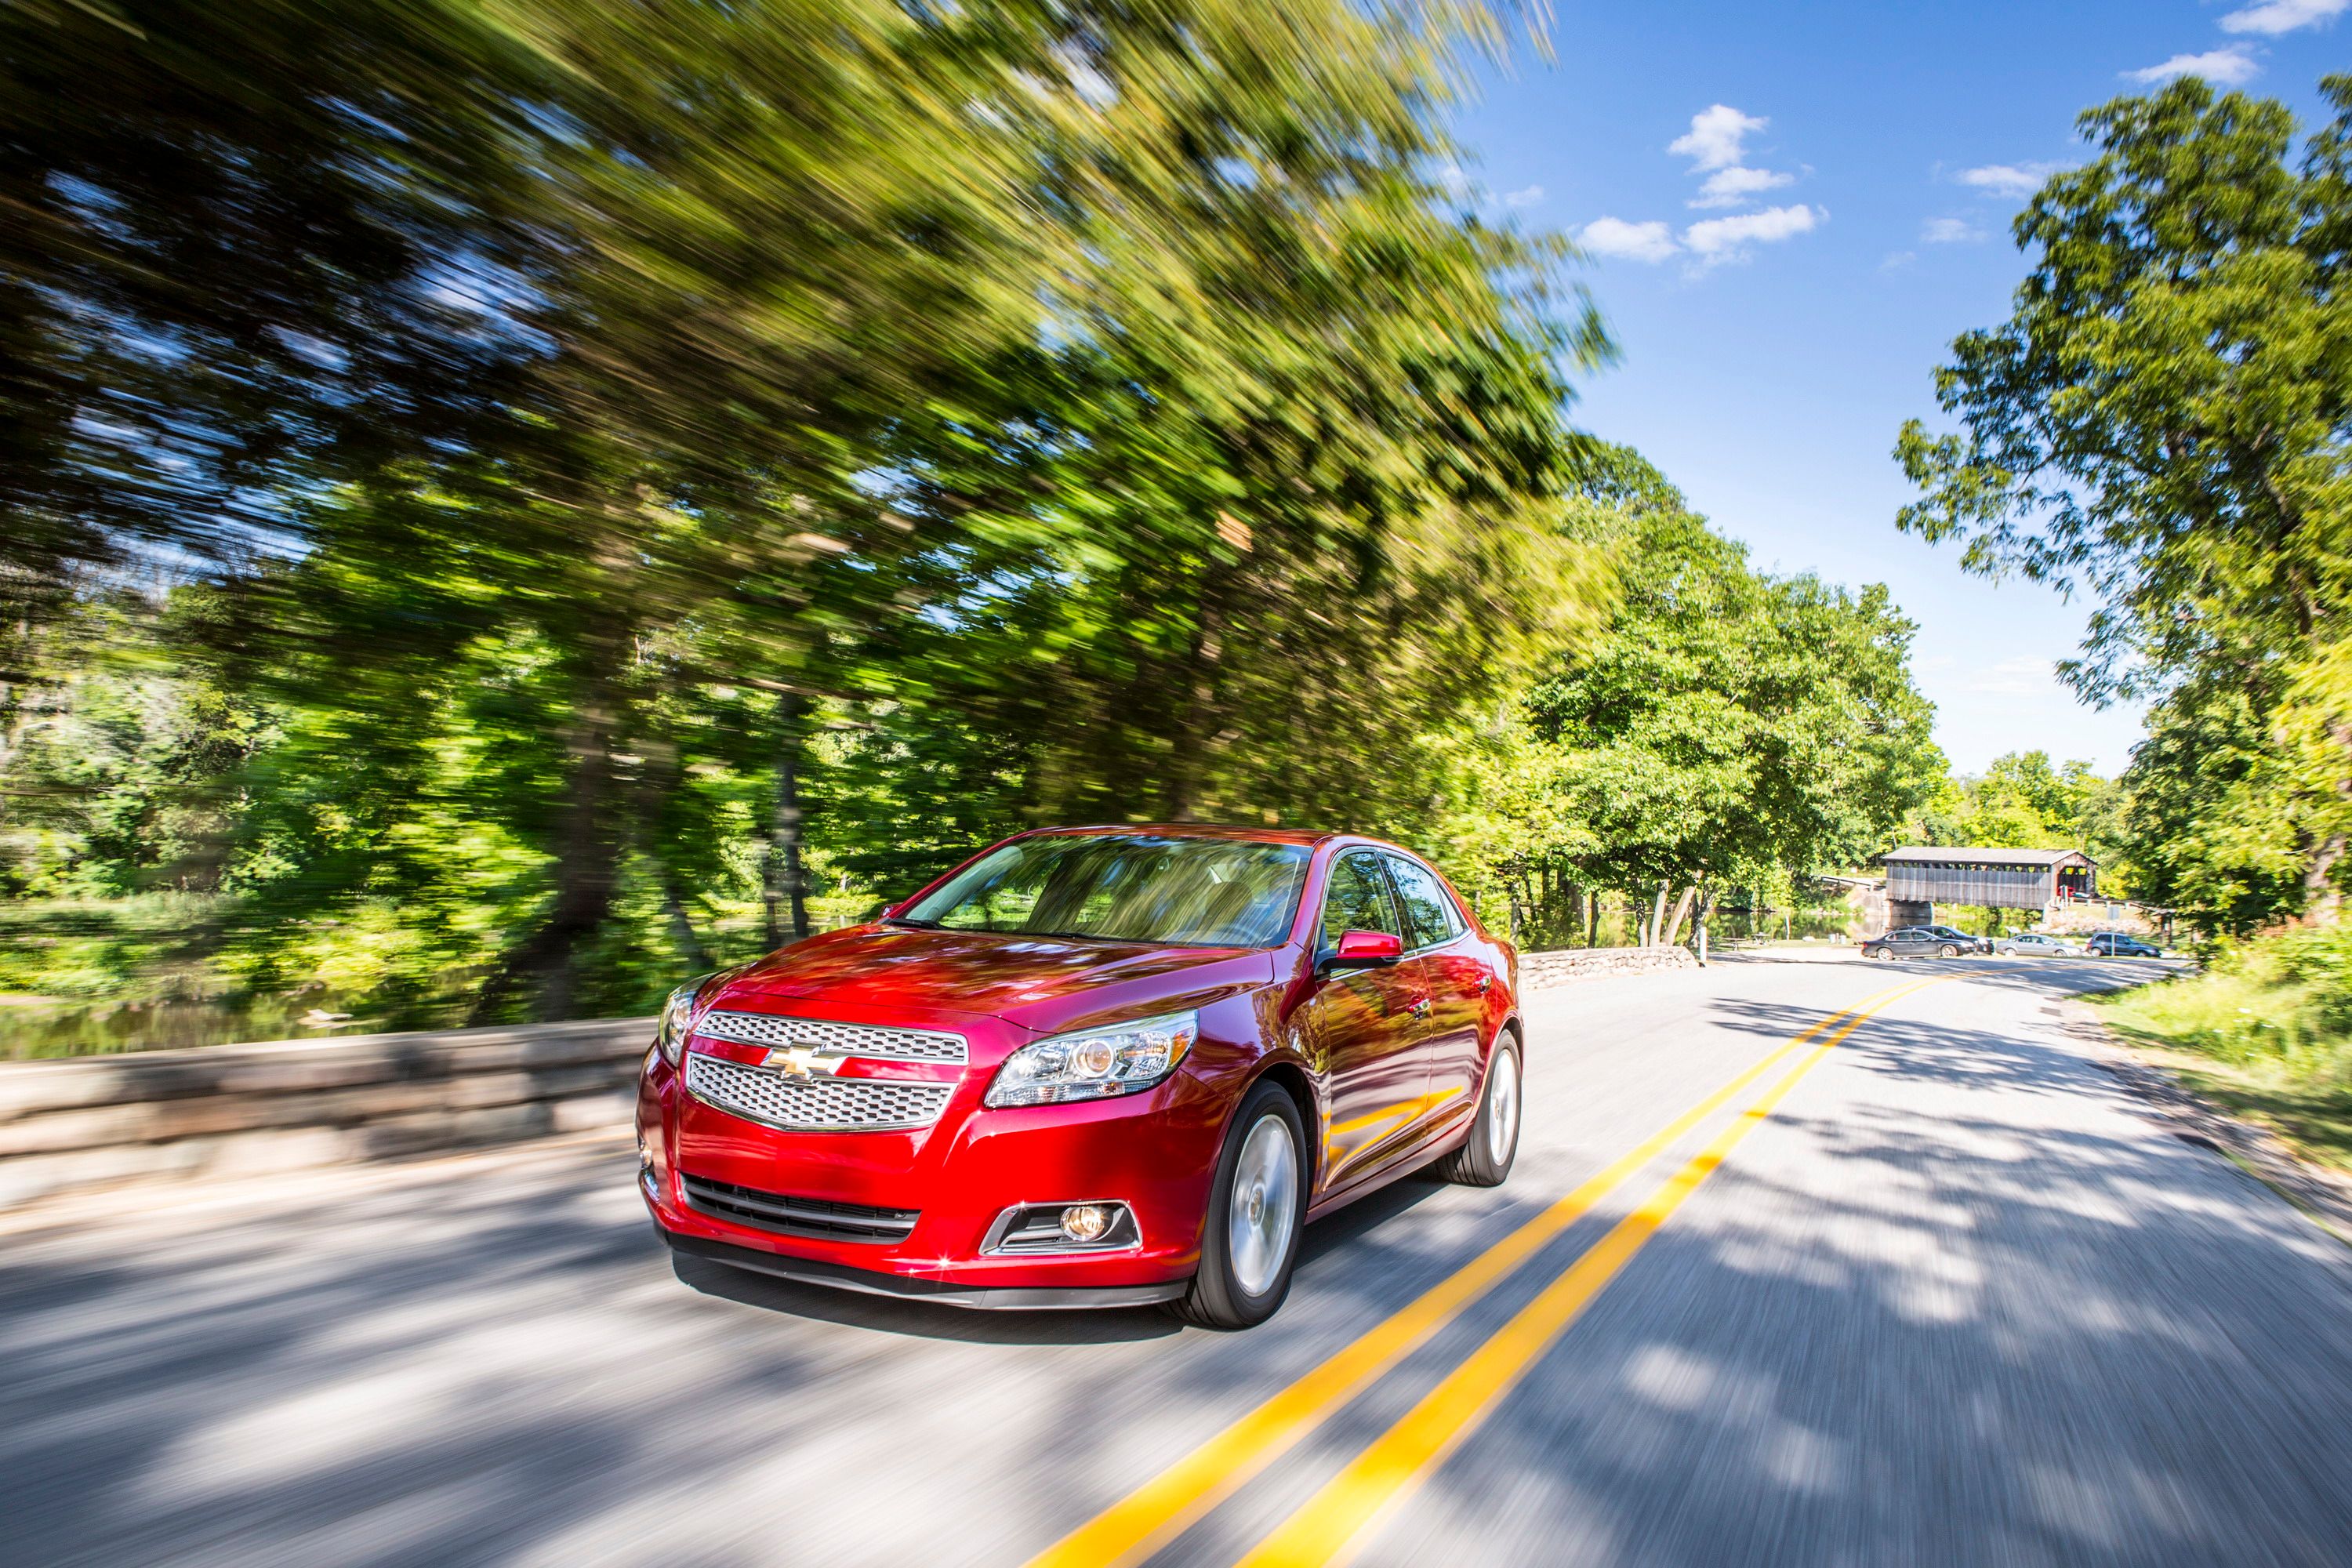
1996, 931, 2081, 957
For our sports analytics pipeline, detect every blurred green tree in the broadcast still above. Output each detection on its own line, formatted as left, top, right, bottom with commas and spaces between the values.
2, 0, 1617, 1028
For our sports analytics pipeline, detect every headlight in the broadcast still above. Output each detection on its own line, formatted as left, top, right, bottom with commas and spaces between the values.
984, 1009, 1200, 1108
654, 976, 713, 1065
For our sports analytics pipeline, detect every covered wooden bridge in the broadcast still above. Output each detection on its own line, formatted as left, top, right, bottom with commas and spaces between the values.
1881, 846, 2096, 927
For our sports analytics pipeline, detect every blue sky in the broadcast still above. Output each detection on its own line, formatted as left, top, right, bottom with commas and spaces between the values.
1448, 0, 2348, 775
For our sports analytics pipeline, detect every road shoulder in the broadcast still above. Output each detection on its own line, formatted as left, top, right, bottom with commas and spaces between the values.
2060, 996, 2352, 1247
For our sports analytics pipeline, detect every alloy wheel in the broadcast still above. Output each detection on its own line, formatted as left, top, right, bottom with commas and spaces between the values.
1486, 1047, 1521, 1167
1227, 1113, 1299, 1298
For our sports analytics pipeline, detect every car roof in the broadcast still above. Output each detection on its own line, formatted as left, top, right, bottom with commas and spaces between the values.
1023, 822, 1341, 848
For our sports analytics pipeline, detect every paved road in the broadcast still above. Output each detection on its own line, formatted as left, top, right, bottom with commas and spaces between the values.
5, 955, 2352, 1568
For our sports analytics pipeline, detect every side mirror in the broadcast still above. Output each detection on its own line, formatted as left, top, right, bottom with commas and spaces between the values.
1327, 929, 1403, 968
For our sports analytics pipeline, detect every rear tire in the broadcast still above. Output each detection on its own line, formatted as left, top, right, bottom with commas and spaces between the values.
1171, 1081, 1306, 1330
1436, 1038, 1520, 1187
1939, 943, 1959, 958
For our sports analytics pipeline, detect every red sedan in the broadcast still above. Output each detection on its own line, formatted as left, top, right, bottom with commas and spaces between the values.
636, 825, 1523, 1328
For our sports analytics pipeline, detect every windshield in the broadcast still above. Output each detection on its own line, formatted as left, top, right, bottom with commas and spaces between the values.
901, 834, 1310, 947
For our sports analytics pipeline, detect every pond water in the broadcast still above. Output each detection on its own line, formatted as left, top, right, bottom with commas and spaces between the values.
0, 989, 463, 1060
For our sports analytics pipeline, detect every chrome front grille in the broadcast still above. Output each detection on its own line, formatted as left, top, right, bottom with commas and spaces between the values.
692, 1011, 967, 1064
681, 1173, 919, 1243
685, 1052, 954, 1132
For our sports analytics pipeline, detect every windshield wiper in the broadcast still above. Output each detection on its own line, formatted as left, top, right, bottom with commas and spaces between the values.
881, 915, 941, 929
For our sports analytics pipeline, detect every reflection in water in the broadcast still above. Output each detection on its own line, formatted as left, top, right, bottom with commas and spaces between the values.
0, 987, 438, 1060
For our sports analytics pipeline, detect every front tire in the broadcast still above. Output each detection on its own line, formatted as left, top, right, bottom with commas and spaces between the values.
1436, 1037, 1520, 1187
1939, 943, 1960, 958
1172, 1081, 1305, 1330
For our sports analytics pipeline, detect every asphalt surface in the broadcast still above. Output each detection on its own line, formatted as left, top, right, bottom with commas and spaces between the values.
5, 953, 2352, 1567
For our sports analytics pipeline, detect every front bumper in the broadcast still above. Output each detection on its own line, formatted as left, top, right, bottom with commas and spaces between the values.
637, 1007, 1243, 1299
661, 1228, 1185, 1310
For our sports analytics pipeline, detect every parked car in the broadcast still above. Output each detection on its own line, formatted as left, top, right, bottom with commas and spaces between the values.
1864, 925, 1979, 960
1997, 931, 2082, 957
636, 826, 1523, 1328
2086, 931, 2163, 957
1926, 924, 1995, 955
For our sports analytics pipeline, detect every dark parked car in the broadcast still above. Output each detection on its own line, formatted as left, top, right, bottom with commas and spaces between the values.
1925, 924, 1994, 956
1863, 925, 1979, 960
2086, 931, 2162, 957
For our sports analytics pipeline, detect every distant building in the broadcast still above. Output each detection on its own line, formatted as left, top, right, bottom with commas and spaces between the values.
1880, 846, 2096, 927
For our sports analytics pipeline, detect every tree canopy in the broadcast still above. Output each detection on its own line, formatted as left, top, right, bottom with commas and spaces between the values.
1439, 447, 1943, 943
1897, 72, 2352, 932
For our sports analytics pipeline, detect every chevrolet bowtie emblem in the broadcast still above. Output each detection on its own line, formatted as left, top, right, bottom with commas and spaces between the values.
763, 1044, 844, 1080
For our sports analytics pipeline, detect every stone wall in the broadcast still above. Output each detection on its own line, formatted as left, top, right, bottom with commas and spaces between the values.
1519, 946, 1699, 988
0, 944, 1711, 1212
0, 1016, 652, 1210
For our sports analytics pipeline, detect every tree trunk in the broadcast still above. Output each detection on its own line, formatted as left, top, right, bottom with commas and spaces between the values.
1646, 882, 1670, 947
2311, 720, 2352, 928
764, 693, 810, 948
1161, 572, 1226, 821
470, 656, 627, 1024
2305, 833, 2347, 927
1662, 884, 1698, 948
633, 731, 712, 971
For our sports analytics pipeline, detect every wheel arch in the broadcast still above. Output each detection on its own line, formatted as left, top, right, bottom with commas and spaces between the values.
1248, 1058, 1321, 1192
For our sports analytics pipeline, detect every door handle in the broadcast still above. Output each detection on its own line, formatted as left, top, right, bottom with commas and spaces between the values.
1473, 973, 1492, 994
1408, 996, 1433, 1019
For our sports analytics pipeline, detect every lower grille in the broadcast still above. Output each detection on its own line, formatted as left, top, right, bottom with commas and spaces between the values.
685, 1051, 953, 1132
681, 1173, 919, 1244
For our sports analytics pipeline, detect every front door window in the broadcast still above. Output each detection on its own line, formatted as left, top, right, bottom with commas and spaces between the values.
1310, 852, 1429, 1189
1383, 853, 1483, 1124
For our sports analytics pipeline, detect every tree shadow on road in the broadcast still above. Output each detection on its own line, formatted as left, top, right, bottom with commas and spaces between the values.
1350, 996, 2352, 1568
0, 962, 2317, 1568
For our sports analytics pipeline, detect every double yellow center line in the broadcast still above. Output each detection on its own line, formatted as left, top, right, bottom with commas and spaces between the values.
1028, 974, 1949, 1568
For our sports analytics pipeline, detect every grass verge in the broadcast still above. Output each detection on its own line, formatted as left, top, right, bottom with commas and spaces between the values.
2093, 941, 2352, 1175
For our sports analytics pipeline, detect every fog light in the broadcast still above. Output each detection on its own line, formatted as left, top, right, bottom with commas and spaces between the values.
1061, 1204, 1112, 1243
637, 1138, 652, 1174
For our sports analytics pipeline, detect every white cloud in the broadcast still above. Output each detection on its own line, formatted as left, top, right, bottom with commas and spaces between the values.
1921, 216, 1984, 244
1584, 104, 1820, 271
1956, 162, 2063, 199
1882, 250, 1918, 270
1436, 162, 1472, 199
1690, 165, 1794, 209
1578, 217, 1679, 263
1669, 105, 1769, 172
1682, 203, 1820, 263
1503, 184, 1544, 209
2126, 47, 2260, 85
2220, 0, 2347, 34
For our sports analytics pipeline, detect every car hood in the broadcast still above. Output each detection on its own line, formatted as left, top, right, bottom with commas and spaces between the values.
711, 924, 1279, 1035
